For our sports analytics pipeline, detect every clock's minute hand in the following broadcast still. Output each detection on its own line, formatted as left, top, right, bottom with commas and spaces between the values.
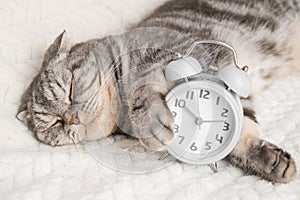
201, 120, 226, 123
195, 118, 226, 126
184, 107, 226, 128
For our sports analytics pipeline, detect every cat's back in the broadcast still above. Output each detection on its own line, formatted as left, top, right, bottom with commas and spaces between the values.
140, 0, 299, 33
136, 0, 300, 90
137, 0, 300, 58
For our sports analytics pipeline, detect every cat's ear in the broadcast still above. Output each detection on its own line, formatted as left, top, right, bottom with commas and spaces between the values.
43, 30, 72, 65
16, 110, 27, 122
17, 77, 36, 123
16, 99, 30, 123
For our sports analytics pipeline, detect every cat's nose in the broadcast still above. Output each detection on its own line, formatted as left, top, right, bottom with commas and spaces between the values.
69, 115, 80, 125
63, 111, 80, 125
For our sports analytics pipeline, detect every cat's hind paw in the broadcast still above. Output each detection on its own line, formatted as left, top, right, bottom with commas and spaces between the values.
243, 139, 297, 183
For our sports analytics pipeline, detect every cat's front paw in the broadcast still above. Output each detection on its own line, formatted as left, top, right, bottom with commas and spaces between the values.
248, 139, 297, 183
130, 93, 174, 151
138, 113, 174, 151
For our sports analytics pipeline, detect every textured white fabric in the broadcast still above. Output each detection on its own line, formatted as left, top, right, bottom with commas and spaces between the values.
1, 0, 300, 199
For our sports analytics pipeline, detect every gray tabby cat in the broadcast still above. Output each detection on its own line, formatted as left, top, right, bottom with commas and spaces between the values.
17, 0, 300, 183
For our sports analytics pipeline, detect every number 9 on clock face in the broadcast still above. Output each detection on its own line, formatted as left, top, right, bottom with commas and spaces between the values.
165, 80, 243, 165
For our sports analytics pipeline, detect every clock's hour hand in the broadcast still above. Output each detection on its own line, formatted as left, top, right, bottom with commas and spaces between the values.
184, 106, 199, 119
183, 106, 201, 130
184, 107, 203, 130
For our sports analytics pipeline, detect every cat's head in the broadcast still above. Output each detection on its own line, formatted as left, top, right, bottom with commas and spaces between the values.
17, 31, 117, 145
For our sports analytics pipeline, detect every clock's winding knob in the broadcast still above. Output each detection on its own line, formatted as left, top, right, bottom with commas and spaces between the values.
242, 66, 249, 72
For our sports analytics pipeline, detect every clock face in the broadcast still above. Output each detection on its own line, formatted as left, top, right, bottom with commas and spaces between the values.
166, 80, 242, 164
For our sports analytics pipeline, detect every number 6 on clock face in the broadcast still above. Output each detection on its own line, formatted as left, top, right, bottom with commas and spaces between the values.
165, 78, 243, 165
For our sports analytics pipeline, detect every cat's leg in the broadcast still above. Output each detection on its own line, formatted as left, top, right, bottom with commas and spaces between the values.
226, 103, 297, 183
128, 84, 174, 151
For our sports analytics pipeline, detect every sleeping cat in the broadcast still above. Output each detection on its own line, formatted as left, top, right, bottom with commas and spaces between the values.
17, 0, 300, 183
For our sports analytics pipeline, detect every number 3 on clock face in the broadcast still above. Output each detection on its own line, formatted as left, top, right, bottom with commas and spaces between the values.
165, 80, 243, 165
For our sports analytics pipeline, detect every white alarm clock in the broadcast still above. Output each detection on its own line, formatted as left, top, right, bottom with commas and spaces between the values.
164, 40, 252, 171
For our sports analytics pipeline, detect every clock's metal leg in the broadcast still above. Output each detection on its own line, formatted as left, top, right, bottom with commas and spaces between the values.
208, 162, 218, 173
159, 152, 170, 161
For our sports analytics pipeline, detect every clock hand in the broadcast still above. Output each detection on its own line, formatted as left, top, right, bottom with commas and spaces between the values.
196, 93, 201, 121
184, 106, 198, 119
184, 107, 226, 128
184, 106, 202, 130
196, 93, 203, 131
201, 120, 226, 123
195, 118, 226, 126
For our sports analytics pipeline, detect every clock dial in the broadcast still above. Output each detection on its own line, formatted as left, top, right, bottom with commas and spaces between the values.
166, 80, 242, 164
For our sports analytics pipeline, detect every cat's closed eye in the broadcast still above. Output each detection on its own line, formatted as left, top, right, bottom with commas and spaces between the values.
68, 74, 74, 103
49, 117, 64, 128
